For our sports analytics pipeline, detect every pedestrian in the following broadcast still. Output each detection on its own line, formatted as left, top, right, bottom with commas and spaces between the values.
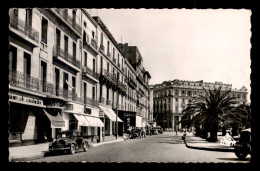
142, 128, 146, 138
149, 128, 152, 136
175, 129, 178, 135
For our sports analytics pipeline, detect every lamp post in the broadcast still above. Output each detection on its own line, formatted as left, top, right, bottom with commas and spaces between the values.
116, 73, 119, 139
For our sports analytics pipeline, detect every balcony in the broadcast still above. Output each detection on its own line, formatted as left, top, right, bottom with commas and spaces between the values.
9, 14, 39, 45
107, 51, 111, 58
50, 9, 82, 36
53, 46, 81, 70
100, 69, 117, 85
82, 66, 99, 81
137, 74, 144, 83
106, 99, 111, 106
84, 97, 99, 108
112, 57, 116, 64
118, 81, 127, 93
99, 44, 105, 54
91, 38, 98, 50
99, 97, 105, 104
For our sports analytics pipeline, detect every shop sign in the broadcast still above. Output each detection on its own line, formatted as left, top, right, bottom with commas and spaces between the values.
45, 99, 63, 107
9, 93, 44, 106
99, 111, 104, 118
84, 107, 92, 114
124, 113, 135, 117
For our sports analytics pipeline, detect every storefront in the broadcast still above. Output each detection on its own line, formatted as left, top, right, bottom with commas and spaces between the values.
9, 91, 47, 146
63, 102, 104, 141
99, 105, 123, 136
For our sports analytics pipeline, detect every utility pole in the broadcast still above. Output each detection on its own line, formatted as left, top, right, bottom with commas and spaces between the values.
116, 72, 119, 139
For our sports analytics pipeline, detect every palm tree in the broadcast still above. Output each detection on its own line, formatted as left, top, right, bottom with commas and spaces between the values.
181, 86, 237, 142
221, 104, 251, 136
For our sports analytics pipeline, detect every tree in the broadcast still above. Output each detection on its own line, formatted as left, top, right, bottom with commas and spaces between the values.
221, 104, 251, 136
181, 87, 237, 142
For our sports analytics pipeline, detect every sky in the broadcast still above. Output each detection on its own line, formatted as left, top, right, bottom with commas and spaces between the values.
87, 9, 251, 101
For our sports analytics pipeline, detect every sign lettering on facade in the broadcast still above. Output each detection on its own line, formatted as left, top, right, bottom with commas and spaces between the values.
99, 111, 104, 118
9, 93, 43, 106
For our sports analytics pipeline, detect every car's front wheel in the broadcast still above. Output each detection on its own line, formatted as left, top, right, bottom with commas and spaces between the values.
69, 144, 75, 154
235, 150, 248, 160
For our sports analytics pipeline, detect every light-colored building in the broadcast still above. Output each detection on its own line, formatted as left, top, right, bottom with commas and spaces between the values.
8, 8, 152, 146
151, 79, 248, 131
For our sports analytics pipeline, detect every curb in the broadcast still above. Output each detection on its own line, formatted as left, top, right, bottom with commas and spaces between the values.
90, 139, 124, 147
10, 139, 125, 162
184, 139, 235, 152
9, 154, 46, 162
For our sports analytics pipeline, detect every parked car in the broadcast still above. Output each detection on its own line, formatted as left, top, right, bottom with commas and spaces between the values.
152, 128, 158, 135
234, 128, 251, 159
49, 130, 89, 154
158, 128, 164, 134
129, 128, 140, 139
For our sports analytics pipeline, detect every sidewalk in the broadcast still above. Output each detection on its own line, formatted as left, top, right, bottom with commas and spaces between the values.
183, 133, 235, 152
9, 136, 124, 162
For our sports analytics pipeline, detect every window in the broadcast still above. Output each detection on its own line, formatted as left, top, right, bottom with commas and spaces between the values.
63, 72, 68, 97
117, 54, 119, 64
9, 45, 17, 71
175, 89, 178, 96
64, 35, 68, 53
93, 58, 96, 72
92, 86, 95, 100
24, 52, 31, 75
92, 31, 95, 39
25, 9, 32, 26
107, 63, 109, 72
73, 42, 76, 58
72, 10, 76, 23
40, 61, 47, 92
175, 98, 178, 102
55, 68, 60, 96
83, 31, 87, 43
169, 98, 171, 102
84, 22, 86, 27
188, 91, 191, 96
182, 90, 185, 95
41, 17, 48, 44
113, 48, 115, 58
107, 87, 109, 100
84, 52, 87, 67
72, 76, 76, 89
237, 94, 240, 98
56, 29, 61, 47
107, 41, 110, 52
182, 98, 185, 103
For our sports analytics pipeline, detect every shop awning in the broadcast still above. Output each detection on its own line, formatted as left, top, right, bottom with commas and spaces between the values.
43, 109, 65, 128
85, 116, 104, 127
100, 106, 116, 121
106, 108, 123, 122
73, 114, 90, 127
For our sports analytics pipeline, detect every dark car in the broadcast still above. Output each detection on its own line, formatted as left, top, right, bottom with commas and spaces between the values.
129, 128, 140, 139
49, 130, 89, 154
234, 128, 251, 159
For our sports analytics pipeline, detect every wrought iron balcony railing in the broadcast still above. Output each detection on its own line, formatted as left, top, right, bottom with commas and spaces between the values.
112, 57, 116, 64
99, 97, 105, 104
107, 51, 111, 58
106, 99, 111, 106
99, 44, 105, 53
82, 66, 99, 79
84, 97, 99, 108
91, 38, 98, 50
9, 14, 39, 44
52, 9, 82, 35
53, 46, 80, 68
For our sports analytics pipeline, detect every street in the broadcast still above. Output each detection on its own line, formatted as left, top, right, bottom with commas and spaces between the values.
31, 132, 250, 163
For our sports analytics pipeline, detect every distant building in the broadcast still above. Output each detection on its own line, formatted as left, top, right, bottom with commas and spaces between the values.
150, 79, 248, 130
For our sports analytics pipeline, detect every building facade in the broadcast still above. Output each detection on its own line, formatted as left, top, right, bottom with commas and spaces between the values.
8, 8, 152, 146
151, 79, 248, 131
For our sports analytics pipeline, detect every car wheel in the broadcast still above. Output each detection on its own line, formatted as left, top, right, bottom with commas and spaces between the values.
83, 142, 89, 152
235, 151, 248, 160
70, 144, 75, 154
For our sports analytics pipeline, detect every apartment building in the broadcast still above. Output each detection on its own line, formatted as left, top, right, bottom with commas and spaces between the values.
118, 43, 151, 129
151, 79, 248, 131
8, 8, 152, 146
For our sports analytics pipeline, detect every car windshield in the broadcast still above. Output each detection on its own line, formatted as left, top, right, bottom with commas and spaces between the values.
57, 132, 73, 138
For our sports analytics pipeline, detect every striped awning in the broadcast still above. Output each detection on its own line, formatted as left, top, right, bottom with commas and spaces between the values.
43, 109, 65, 128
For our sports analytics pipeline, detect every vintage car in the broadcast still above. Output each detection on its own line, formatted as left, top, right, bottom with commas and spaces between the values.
49, 130, 89, 154
234, 128, 251, 159
129, 128, 140, 139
